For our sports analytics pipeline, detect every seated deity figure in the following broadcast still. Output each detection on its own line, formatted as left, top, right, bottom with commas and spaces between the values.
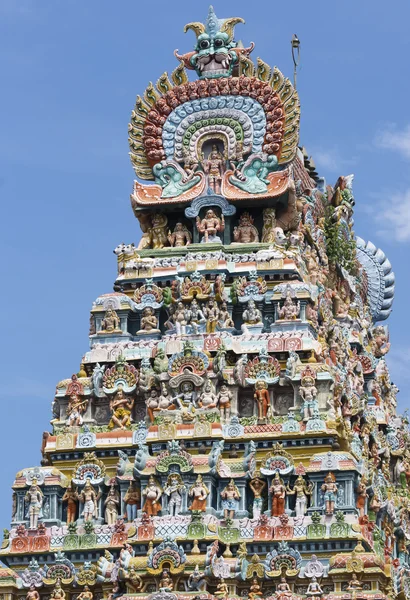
137, 307, 160, 334
168, 222, 192, 247
188, 475, 209, 512
198, 380, 218, 409
50, 581, 66, 600
80, 478, 99, 521
172, 301, 191, 335
108, 387, 134, 430
217, 384, 232, 423
99, 308, 121, 334
306, 576, 324, 598
196, 209, 225, 243
275, 577, 293, 600
242, 299, 263, 328
220, 479, 241, 520
218, 301, 234, 329
248, 578, 263, 600
159, 569, 173, 593
189, 298, 206, 333
321, 472, 338, 515
164, 474, 186, 516
104, 483, 120, 525
286, 475, 313, 517
77, 587, 93, 600
278, 291, 300, 320
233, 212, 259, 244
25, 478, 43, 529
203, 144, 225, 194
142, 476, 162, 516
145, 388, 160, 423
203, 297, 220, 333
254, 380, 270, 420
214, 579, 229, 599
66, 393, 88, 427
123, 481, 140, 521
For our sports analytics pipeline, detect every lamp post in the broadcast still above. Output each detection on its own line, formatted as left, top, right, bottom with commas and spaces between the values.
291, 34, 300, 89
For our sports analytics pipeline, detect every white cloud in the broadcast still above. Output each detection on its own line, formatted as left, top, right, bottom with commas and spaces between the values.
376, 124, 410, 160
310, 147, 357, 175
372, 188, 410, 242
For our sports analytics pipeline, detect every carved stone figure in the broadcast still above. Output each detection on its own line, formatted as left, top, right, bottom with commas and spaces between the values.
321, 473, 338, 515
299, 367, 318, 422
269, 472, 286, 517
254, 380, 270, 420
62, 481, 78, 524
242, 299, 263, 327
138, 307, 160, 334
233, 212, 259, 244
173, 301, 190, 335
124, 481, 140, 521
275, 577, 292, 600
188, 564, 205, 591
203, 145, 225, 194
104, 483, 120, 525
249, 476, 266, 520
287, 475, 313, 517
168, 222, 192, 247
278, 290, 300, 320
151, 213, 168, 249
164, 474, 186, 516
189, 475, 209, 512
100, 309, 121, 334
203, 297, 220, 333
108, 387, 134, 430
142, 476, 162, 516
217, 384, 232, 423
220, 479, 240, 519
189, 298, 206, 333
306, 577, 323, 599
50, 580, 66, 600
356, 479, 368, 518
196, 209, 225, 243
80, 478, 99, 521
77, 586, 93, 600
218, 302, 234, 329
26, 586, 40, 600
159, 569, 173, 592
198, 380, 217, 409
248, 578, 263, 600
214, 578, 229, 599
66, 393, 88, 427
25, 479, 43, 529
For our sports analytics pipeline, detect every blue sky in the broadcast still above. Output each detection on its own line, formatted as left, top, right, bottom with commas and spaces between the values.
1, 0, 410, 531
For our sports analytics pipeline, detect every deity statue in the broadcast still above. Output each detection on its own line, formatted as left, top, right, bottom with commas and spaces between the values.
66, 393, 88, 427
286, 475, 313, 517
248, 578, 263, 600
142, 476, 162, 516
275, 576, 293, 600
269, 472, 286, 517
203, 297, 220, 333
25, 478, 43, 529
233, 212, 259, 244
153, 347, 168, 374
306, 576, 324, 599
217, 384, 232, 423
321, 473, 338, 515
173, 301, 191, 335
262, 208, 277, 243
159, 569, 173, 592
356, 479, 368, 519
168, 222, 192, 247
108, 387, 134, 430
104, 483, 120, 525
214, 578, 229, 599
249, 476, 266, 520
299, 368, 318, 422
189, 298, 206, 333
220, 479, 241, 520
278, 291, 300, 320
100, 308, 121, 334
347, 573, 363, 593
50, 580, 66, 600
151, 213, 168, 249
173, 381, 197, 411
254, 380, 270, 420
196, 209, 225, 243
242, 299, 263, 327
80, 478, 99, 521
123, 481, 140, 521
145, 388, 160, 423
188, 564, 205, 591
77, 587, 93, 600
218, 301, 234, 329
198, 380, 218, 409
137, 307, 160, 334
62, 480, 78, 524
164, 474, 186, 516
26, 586, 40, 600
189, 475, 209, 512
203, 144, 225, 194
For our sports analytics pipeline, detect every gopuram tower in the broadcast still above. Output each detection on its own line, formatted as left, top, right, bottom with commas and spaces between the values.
1, 7, 408, 600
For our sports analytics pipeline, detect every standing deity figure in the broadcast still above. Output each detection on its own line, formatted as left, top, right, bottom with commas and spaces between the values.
62, 480, 78, 524
249, 476, 266, 520
100, 308, 121, 334
286, 475, 313, 517
278, 291, 300, 320
217, 384, 232, 423
124, 481, 140, 521
25, 478, 43, 529
173, 301, 191, 335
77, 587, 93, 600
203, 144, 225, 194
262, 207, 277, 243
356, 479, 368, 518
151, 213, 168, 249
196, 209, 225, 243
26, 586, 40, 600
275, 577, 293, 600
189, 475, 209, 512
218, 302, 234, 329
306, 576, 324, 599
248, 578, 263, 600
199, 380, 218, 409
233, 212, 259, 244
188, 564, 205, 591
80, 478, 99, 521
254, 380, 270, 420
145, 388, 160, 423
138, 307, 160, 334
142, 476, 162, 516
104, 483, 120, 525
189, 298, 206, 333
164, 474, 186, 516
168, 222, 192, 247
269, 472, 286, 517
220, 479, 241, 520
321, 473, 338, 515
299, 367, 318, 422
242, 299, 263, 327
203, 297, 220, 333
108, 387, 134, 430
66, 393, 88, 427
